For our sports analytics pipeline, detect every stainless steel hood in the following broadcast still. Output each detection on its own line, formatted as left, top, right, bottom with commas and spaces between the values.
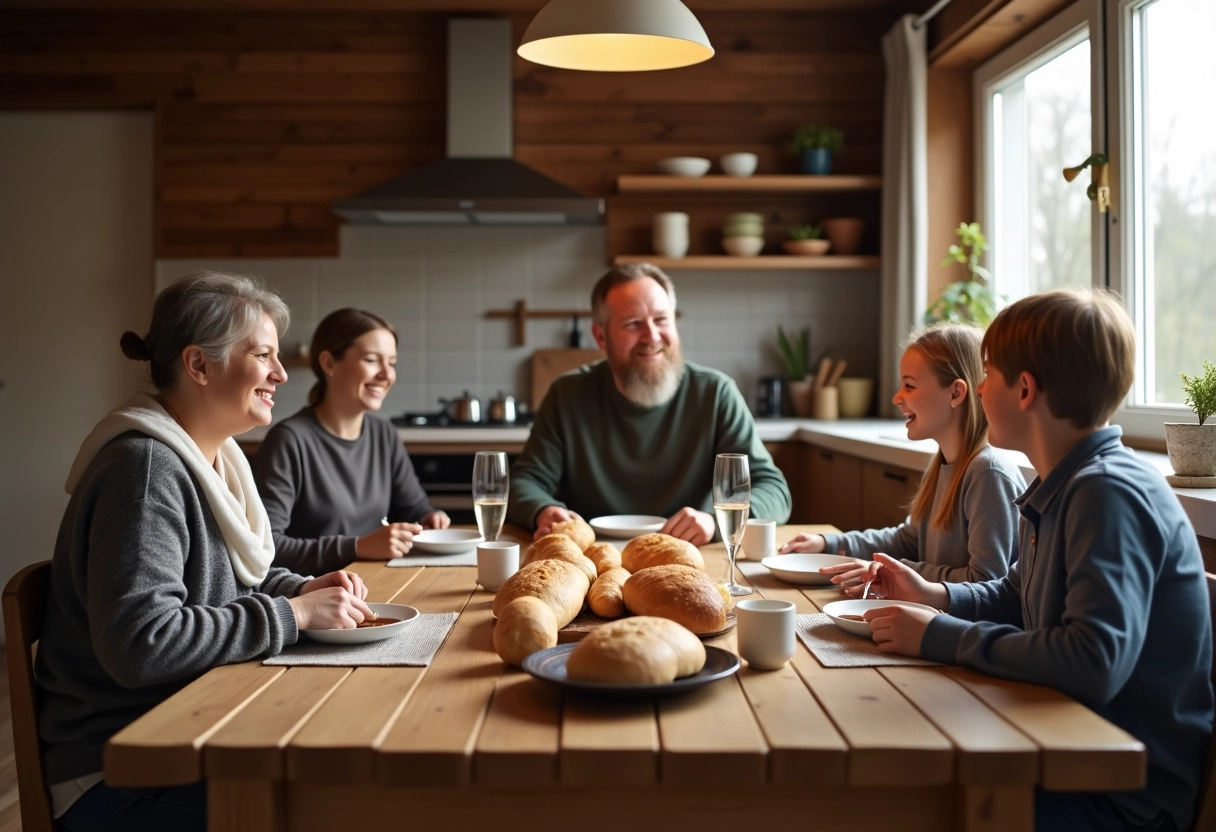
333, 18, 603, 226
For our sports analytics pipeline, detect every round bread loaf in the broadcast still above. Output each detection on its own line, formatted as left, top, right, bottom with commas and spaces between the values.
583, 542, 622, 576
621, 533, 705, 572
565, 616, 706, 684
621, 564, 729, 634
491, 559, 591, 627
587, 567, 631, 618
522, 534, 597, 583
550, 516, 595, 550
494, 596, 558, 666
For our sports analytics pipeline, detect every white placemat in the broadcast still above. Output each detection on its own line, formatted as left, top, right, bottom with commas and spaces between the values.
264, 612, 458, 666
796, 613, 943, 668
387, 552, 477, 567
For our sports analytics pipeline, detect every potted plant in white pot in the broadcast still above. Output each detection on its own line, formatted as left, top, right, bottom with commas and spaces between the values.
776, 325, 813, 417
1165, 361, 1216, 486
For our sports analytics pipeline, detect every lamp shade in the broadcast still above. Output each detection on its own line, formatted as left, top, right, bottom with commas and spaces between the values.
518, 0, 714, 72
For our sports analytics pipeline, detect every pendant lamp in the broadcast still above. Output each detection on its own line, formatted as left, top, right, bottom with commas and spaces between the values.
518, 0, 714, 72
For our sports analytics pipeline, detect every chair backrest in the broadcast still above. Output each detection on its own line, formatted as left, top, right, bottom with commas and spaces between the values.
2, 560, 56, 832
1192, 572, 1216, 831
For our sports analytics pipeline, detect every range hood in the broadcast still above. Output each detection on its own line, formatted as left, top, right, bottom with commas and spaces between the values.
333, 19, 603, 226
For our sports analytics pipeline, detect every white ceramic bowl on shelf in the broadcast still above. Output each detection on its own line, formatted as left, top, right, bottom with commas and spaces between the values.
655, 156, 712, 177
720, 152, 758, 177
722, 236, 764, 256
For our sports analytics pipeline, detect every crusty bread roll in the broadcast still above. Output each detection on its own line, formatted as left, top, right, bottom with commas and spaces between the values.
550, 516, 595, 550
622, 564, 729, 634
587, 567, 631, 619
565, 616, 706, 684
583, 542, 622, 576
494, 596, 558, 666
621, 533, 705, 573
492, 559, 591, 628
522, 534, 597, 583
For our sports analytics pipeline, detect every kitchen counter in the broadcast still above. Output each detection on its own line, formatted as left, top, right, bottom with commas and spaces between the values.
237, 418, 1216, 538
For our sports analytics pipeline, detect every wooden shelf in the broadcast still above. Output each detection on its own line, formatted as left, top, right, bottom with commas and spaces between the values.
616, 174, 882, 193
612, 254, 881, 270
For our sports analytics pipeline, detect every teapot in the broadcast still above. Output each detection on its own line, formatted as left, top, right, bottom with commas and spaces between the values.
488, 392, 517, 424
441, 391, 482, 424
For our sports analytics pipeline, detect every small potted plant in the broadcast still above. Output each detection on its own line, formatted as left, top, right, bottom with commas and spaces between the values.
789, 125, 844, 175
924, 221, 1001, 326
776, 325, 813, 416
1165, 361, 1216, 483
783, 224, 830, 256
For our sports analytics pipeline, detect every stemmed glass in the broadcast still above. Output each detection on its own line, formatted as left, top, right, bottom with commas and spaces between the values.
713, 453, 753, 597
472, 451, 509, 542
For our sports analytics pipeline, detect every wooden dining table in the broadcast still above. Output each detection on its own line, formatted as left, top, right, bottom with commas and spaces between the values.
104, 525, 1146, 832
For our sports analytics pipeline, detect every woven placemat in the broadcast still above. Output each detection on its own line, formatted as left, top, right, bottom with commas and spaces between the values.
796, 613, 942, 668
387, 552, 476, 567
264, 612, 458, 666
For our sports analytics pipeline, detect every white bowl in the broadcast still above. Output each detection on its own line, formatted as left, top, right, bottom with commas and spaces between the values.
412, 528, 483, 554
721, 236, 764, 256
589, 515, 667, 538
656, 156, 711, 177
822, 599, 941, 637
720, 152, 758, 177
761, 553, 858, 585
302, 603, 420, 644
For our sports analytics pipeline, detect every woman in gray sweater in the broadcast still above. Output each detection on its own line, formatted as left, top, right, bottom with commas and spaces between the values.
781, 324, 1025, 584
38, 272, 375, 831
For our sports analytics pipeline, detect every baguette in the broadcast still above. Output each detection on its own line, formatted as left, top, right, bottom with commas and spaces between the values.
550, 516, 596, 550
523, 534, 597, 583
622, 564, 729, 634
492, 559, 591, 628
587, 567, 631, 619
493, 596, 558, 666
621, 533, 705, 572
565, 616, 706, 684
583, 542, 622, 576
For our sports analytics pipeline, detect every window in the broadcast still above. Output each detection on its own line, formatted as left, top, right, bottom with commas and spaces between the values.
975, 0, 1216, 438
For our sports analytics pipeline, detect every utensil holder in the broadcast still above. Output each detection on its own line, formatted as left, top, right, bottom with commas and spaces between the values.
812, 387, 839, 421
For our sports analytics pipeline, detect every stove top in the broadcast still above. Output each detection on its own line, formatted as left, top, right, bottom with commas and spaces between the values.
392, 411, 534, 428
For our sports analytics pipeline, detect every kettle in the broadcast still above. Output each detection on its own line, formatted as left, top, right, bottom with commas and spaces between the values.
441, 391, 482, 424
488, 392, 517, 424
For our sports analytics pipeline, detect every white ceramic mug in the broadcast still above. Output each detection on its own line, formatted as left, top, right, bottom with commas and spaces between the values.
736, 598, 796, 670
741, 518, 776, 560
476, 541, 519, 591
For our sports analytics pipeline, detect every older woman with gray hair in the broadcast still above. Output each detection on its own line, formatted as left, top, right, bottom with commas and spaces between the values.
36, 271, 374, 831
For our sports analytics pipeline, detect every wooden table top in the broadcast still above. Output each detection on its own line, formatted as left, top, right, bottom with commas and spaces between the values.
104, 525, 1146, 802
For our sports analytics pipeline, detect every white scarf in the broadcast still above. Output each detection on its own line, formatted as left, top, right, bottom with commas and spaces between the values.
65, 392, 274, 587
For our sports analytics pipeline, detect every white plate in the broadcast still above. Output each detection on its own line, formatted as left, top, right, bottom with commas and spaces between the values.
301, 603, 420, 644
589, 515, 667, 539
822, 599, 941, 637
761, 553, 859, 585
411, 528, 483, 554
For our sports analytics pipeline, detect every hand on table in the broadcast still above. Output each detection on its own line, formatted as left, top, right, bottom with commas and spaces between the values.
661, 508, 715, 546
290, 570, 373, 630
421, 510, 451, 529
866, 603, 939, 657
534, 506, 581, 540
356, 522, 423, 559
778, 533, 827, 554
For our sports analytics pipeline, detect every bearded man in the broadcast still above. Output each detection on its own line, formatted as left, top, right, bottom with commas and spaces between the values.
508, 263, 791, 545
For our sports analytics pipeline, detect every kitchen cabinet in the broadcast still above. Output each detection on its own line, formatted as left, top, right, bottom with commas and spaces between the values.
607, 174, 882, 270
806, 445, 863, 531
860, 458, 922, 530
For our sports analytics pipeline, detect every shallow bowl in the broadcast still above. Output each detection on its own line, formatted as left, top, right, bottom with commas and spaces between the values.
822, 599, 941, 637
655, 156, 711, 177
783, 239, 831, 256
721, 236, 765, 256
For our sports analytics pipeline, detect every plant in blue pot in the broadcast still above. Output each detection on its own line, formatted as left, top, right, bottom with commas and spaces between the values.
789, 125, 843, 175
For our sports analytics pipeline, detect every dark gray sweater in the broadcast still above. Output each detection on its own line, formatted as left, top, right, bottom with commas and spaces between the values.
36, 432, 306, 786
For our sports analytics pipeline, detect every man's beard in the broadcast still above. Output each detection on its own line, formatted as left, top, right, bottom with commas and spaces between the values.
614, 344, 686, 408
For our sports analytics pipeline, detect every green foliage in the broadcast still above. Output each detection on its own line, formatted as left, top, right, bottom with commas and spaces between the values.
788, 223, 823, 240
775, 325, 810, 380
924, 222, 1001, 326
788, 125, 844, 154
1180, 361, 1216, 426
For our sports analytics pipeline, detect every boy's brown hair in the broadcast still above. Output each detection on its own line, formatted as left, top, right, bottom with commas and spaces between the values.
981, 289, 1135, 429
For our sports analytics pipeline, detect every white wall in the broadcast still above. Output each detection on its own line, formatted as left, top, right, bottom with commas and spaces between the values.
0, 113, 154, 642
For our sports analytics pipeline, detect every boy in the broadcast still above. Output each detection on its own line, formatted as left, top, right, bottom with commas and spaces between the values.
854, 290, 1213, 831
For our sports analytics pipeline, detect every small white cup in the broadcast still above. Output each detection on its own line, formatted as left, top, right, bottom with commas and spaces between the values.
476, 541, 519, 591
736, 598, 796, 670
741, 518, 776, 560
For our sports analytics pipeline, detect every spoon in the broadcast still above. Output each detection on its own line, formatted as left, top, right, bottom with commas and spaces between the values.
861, 578, 873, 601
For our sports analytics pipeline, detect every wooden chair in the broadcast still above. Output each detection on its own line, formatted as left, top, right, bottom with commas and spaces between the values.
1192, 572, 1216, 831
3, 560, 57, 832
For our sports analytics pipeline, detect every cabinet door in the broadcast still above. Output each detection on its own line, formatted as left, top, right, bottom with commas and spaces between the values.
806, 446, 863, 531
860, 460, 922, 530
764, 441, 810, 523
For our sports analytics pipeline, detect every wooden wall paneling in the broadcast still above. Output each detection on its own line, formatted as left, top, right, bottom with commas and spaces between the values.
924, 66, 974, 303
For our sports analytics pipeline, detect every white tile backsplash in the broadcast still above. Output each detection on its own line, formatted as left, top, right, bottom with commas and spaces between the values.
156, 225, 880, 418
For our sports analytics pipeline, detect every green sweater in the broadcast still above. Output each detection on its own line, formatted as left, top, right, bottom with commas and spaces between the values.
508, 360, 791, 529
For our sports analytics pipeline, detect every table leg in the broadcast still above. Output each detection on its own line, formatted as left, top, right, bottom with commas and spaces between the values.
959, 784, 1034, 831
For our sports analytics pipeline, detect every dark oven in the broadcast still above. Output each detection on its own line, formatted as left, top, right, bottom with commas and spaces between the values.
409, 448, 520, 525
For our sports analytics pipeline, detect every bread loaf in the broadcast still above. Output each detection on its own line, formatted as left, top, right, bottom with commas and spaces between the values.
492, 559, 591, 627
622, 564, 729, 634
583, 542, 622, 575
493, 596, 558, 666
550, 516, 595, 550
565, 616, 706, 684
621, 533, 705, 572
587, 567, 631, 619
522, 534, 597, 583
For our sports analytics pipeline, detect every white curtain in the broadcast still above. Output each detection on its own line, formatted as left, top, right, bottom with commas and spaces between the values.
879, 15, 928, 416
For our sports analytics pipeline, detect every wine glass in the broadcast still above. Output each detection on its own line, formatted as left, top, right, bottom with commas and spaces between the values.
472, 451, 509, 542
713, 453, 753, 597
